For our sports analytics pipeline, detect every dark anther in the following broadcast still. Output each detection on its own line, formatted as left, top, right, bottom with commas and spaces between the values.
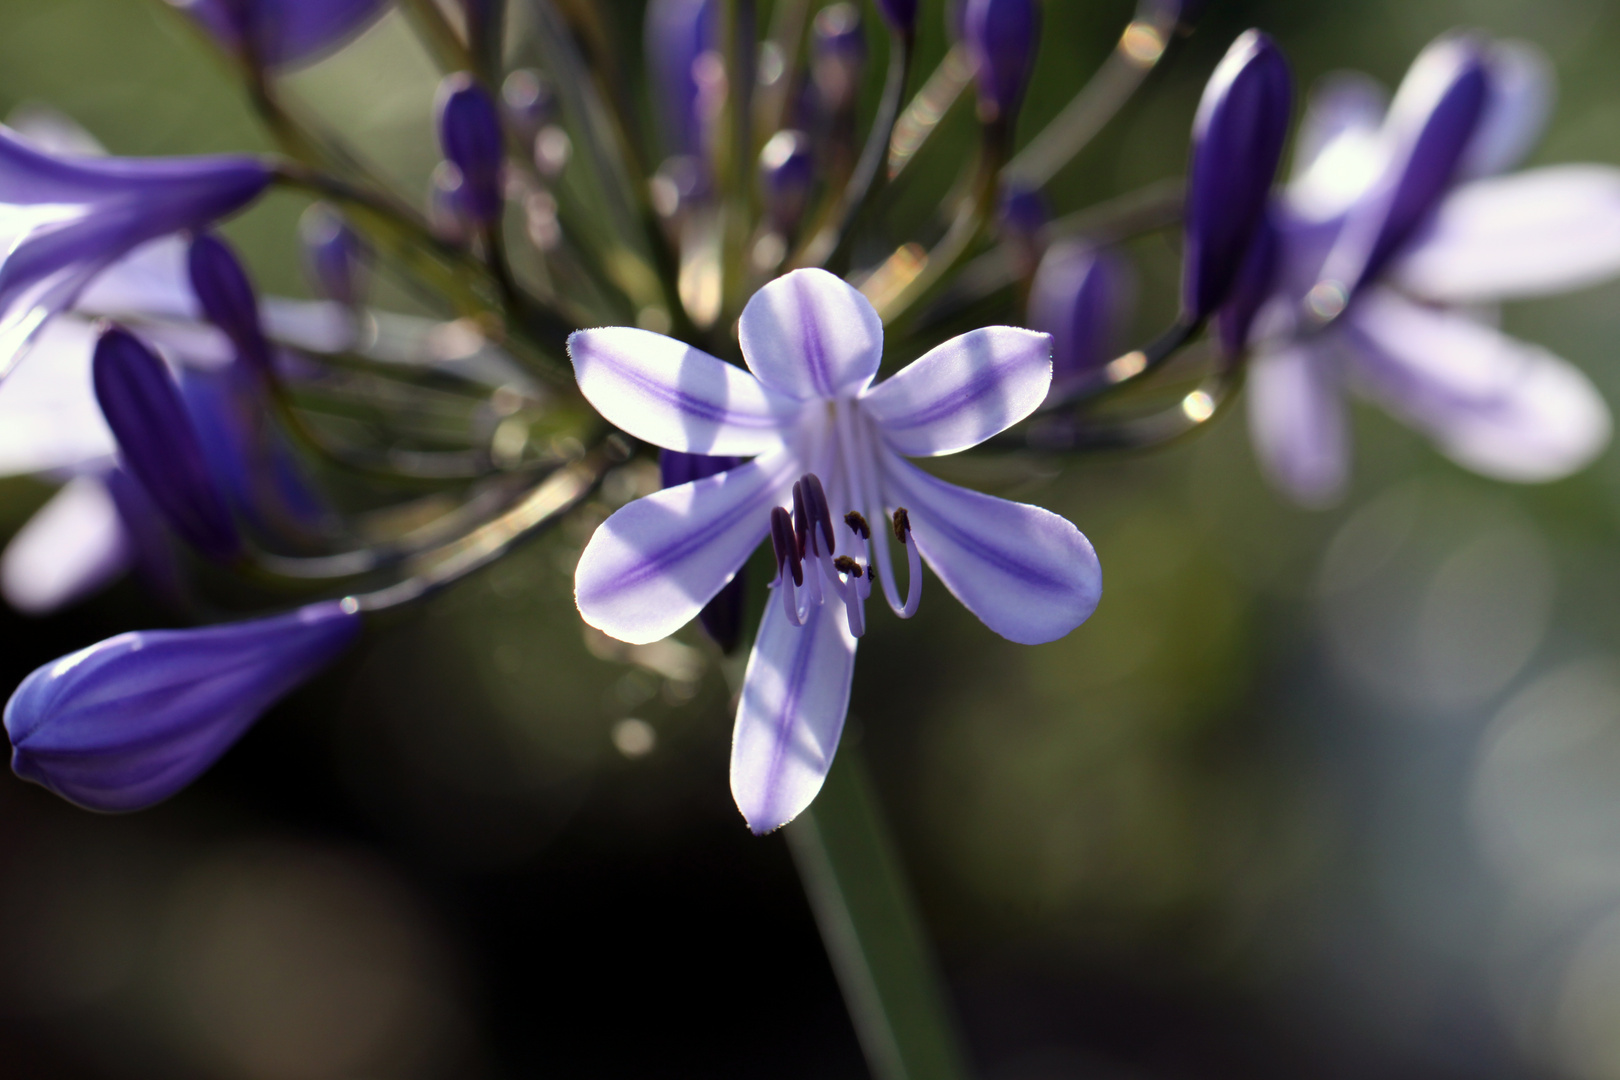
844, 510, 870, 539
802, 473, 836, 555
833, 555, 863, 578
892, 507, 911, 544
791, 481, 809, 557
770, 506, 803, 586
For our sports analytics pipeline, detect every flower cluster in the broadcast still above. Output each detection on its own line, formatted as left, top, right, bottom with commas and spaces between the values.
0, 0, 1614, 841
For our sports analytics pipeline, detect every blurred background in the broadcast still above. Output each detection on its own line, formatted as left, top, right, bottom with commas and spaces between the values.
4, 0, 1620, 1076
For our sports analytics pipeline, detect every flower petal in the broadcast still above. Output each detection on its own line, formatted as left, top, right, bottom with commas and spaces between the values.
1, 475, 130, 615
860, 326, 1052, 456
0, 316, 114, 475
569, 326, 798, 456
575, 448, 797, 645
738, 268, 883, 400
729, 596, 857, 834
1290, 72, 1387, 188
879, 453, 1100, 645
1464, 39, 1554, 178
1391, 166, 1620, 303
1246, 339, 1351, 507
1345, 289, 1611, 482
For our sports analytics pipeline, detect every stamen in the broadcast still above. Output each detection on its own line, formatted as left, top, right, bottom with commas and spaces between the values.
892, 507, 922, 619
844, 510, 870, 539
802, 473, 836, 555
791, 481, 809, 559
833, 555, 863, 578
769, 506, 802, 587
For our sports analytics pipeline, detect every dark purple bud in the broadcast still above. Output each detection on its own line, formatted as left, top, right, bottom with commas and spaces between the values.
812, 4, 867, 115
962, 0, 1040, 125
1181, 29, 1292, 321
1214, 208, 1277, 355
998, 180, 1048, 242
1029, 241, 1133, 390
661, 450, 747, 650
299, 203, 366, 308
1321, 34, 1489, 296
501, 69, 556, 144
428, 161, 474, 243
874, 0, 917, 35
187, 232, 271, 371
759, 130, 815, 229
645, 0, 719, 157
178, 0, 390, 69
5, 600, 360, 812
436, 73, 505, 226
92, 325, 240, 562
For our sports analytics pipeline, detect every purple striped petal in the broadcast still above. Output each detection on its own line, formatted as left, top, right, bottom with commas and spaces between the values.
1246, 339, 1350, 506
1392, 166, 1620, 303
1344, 289, 1611, 483
0, 475, 130, 615
1463, 39, 1552, 179
860, 326, 1051, 457
879, 452, 1100, 645
178, 0, 391, 69
738, 269, 884, 401
575, 449, 798, 645
6, 601, 359, 812
569, 327, 799, 455
729, 596, 857, 834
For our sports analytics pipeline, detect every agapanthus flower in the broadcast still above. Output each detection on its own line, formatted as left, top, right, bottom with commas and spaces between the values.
570, 269, 1101, 832
1235, 33, 1620, 505
174, 0, 393, 69
0, 125, 271, 375
6, 600, 360, 812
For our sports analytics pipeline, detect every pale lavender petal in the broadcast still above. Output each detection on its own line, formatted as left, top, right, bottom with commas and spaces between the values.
569, 327, 799, 456
879, 452, 1100, 645
729, 595, 857, 834
575, 449, 798, 644
75, 237, 198, 323
860, 327, 1051, 457
1, 475, 130, 615
1246, 339, 1350, 507
1287, 72, 1388, 221
1464, 39, 1553, 178
1345, 290, 1611, 482
738, 269, 883, 401
0, 316, 114, 475
1392, 166, 1620, 303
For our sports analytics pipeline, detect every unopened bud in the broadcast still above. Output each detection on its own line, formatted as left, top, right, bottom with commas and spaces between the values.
435, 72, 505, 226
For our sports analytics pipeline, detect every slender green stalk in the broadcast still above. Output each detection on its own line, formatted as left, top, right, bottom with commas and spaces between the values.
785, 746, 973, 1080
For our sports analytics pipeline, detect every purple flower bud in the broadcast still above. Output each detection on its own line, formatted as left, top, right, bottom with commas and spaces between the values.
811, 4, 867, 115
962, 0, 1040, 125
5, 600, 360, 812
1028, 241, 1133, 390
187, 232, 271, 371
1181, 29, 1292, 321
0, 130, 271, 374
428, 161, 473, 243
644, 0, 718, 158
298, 203, 366, 308
177, 0, 391, 69
1214, 207, 1277, 354
758, 130, 815, 230
1323, 34, 1489, 295
92, 325, 240, 561
435, 73, 505, 226
998, 180, 1048, 240
873, 0, 918, 35
501, 69, 556, 145
660, 450, 746, 652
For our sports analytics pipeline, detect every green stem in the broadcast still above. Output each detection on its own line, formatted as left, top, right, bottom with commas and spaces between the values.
785, 746, 973, 1080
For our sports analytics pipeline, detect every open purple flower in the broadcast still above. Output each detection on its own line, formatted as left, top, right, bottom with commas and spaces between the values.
176, 0, 392, 69
6, 600, 360, 812
0, 126, 271, 376
570, 269, 1101, 832
1235, 33, 1620, 505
